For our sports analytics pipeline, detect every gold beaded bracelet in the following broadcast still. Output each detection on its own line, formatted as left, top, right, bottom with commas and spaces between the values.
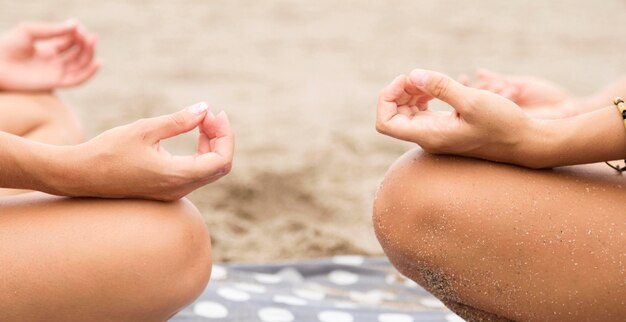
605, 97, 626, 173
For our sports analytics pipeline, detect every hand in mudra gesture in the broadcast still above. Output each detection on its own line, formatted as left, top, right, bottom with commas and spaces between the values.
376, 69, 534, 166
44, 102, 235, 201
0, 20, 100, 91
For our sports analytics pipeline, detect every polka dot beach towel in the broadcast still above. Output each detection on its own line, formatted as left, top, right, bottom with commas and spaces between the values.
171, 256, 465, 322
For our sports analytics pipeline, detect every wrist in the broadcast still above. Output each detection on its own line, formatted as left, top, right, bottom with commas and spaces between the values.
515, 106, 626, 168
23, 141, 82, 196
514, 118, 564, 169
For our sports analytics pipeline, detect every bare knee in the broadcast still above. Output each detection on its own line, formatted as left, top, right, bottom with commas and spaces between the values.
373, 149, 449, 262
1, 194, 211, 322
98, 198, 212, 321
373, 149, 472, 302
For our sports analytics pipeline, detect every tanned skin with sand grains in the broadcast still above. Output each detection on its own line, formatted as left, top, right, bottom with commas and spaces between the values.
374, 69, 625, 321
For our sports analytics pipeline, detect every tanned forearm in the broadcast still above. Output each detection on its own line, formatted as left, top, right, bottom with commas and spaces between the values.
0, 131, 70, 193
521, 106, 626, 168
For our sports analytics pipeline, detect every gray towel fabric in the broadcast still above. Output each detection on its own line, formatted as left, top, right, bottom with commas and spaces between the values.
171, 256, 464, 322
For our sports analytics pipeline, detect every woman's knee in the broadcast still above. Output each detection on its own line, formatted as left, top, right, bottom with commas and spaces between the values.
110, 198, 212, 320
373, 148, 452, 262
371, 148, 495, 301
0, 195, 212, 321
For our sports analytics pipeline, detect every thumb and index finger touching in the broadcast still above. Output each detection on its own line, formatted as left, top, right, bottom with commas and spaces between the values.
408, 69, 475, 113
142, 102, 234, 178
377, 69, 481, 144
378, 69, 475, 122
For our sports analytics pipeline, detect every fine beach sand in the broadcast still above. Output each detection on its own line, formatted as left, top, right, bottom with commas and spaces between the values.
2, 0, 626, 262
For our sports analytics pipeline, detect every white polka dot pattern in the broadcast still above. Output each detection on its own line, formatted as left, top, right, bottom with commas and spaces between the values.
317, 310, 354, 322
328, 270, 359, 285
217, 287, 251, 302
178, 257, 456, 322
211, 265, 228, 280
193, 301, 228, 319
257, 307, 295, 322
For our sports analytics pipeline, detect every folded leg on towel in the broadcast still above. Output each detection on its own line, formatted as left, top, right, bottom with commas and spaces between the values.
374, 148, 625, 321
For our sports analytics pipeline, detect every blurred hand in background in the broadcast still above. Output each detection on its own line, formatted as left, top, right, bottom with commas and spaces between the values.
0, 20, 100, 91
459, 68, 576, 119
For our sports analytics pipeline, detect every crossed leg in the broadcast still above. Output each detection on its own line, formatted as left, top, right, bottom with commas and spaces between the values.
374, 149, 625, 321
0, 92, 212, 321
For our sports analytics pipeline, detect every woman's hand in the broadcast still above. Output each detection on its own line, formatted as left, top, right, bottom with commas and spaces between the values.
0, 20, 100, 91
376, 69, 534, 166
50, 102, 234, 201
466, 69, 577, 119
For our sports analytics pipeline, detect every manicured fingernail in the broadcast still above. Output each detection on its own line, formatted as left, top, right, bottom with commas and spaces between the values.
187, 101, 209, 115
409, 70, 430, 87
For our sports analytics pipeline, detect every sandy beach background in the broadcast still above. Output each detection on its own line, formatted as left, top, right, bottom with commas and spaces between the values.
2, 0, 626, 262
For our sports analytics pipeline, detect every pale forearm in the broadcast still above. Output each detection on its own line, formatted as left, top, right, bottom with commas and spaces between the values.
0, 131, 70, 193
521, 106, 626, 168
